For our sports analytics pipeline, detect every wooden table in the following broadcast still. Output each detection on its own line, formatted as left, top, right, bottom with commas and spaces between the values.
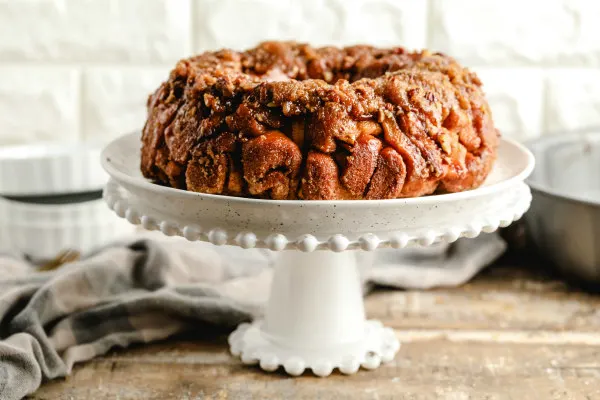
30, 252, 600, 399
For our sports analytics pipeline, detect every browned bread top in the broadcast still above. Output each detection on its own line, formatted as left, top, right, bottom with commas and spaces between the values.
141, 41, 499, 200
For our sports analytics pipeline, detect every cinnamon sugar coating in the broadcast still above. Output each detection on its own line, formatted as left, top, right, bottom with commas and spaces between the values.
141, 41, 499, 200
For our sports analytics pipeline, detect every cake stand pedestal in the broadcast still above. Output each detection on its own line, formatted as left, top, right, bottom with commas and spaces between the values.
229, 250, 397, 376
101, 132, 535, 377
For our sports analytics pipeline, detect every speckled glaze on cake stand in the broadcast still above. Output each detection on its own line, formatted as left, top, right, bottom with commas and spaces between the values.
102, 132, 534, 377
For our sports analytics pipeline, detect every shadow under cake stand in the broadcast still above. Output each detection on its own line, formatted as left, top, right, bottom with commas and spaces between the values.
101, 132, 535, 377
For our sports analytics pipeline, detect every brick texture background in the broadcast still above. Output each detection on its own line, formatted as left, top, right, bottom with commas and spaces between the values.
0, 0, 599, 145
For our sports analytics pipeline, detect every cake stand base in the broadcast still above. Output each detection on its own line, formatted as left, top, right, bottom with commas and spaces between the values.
227, 250, 400, 377
229, 320, 398, 377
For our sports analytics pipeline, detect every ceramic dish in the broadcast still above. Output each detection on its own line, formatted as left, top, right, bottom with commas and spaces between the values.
525, 130, 600, 284
0, 141, 109, 196
0, 194, 135, 261
101, 132, 535, 245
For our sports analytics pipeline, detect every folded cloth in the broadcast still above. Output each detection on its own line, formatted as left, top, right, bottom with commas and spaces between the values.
0, 233, 505, 400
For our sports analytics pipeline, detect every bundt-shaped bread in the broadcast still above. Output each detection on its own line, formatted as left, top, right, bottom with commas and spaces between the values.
141, 41, 499, 200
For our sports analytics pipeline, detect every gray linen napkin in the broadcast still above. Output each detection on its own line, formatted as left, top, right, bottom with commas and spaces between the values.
0, 232, 505, 400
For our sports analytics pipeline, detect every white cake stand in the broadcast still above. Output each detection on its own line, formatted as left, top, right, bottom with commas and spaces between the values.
101, 132, 534, 377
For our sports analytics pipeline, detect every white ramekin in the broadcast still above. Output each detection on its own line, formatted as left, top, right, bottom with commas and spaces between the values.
0, 140, 137, 260
0, 196, 135, 260
0, 141, 109, 196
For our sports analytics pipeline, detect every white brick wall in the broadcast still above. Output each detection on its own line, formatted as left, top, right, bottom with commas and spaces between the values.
82, 67, 170, 139
0, 0, 599, 145
0, 67, 80, 144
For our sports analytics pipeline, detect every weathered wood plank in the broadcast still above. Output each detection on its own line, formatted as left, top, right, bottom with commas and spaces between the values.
30, 338, 600, 400
29, 262, 600, 399
366, 265, 600, 332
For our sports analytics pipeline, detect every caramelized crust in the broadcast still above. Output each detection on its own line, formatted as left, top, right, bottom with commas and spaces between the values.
141, 41, 499, 200
242, 131, 302, 199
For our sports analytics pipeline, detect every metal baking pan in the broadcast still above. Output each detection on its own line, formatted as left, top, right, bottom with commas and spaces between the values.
524, 129, 600, 285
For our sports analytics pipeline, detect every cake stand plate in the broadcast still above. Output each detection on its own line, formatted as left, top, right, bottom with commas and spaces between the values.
102, 132, 534, 377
